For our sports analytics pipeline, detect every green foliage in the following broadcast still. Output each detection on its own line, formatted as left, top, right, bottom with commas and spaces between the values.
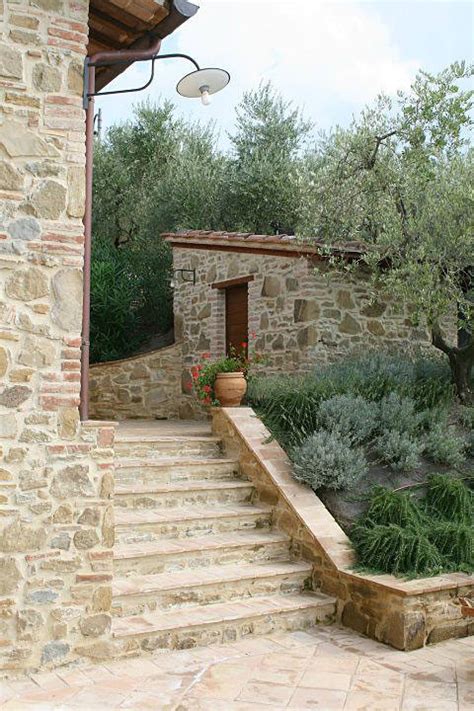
425, 474, 473, 524
378, 393, 422, 435
318, 351, 454, 409
227, 82, 312, 233
298, 62, 474, 401
359, 486, 426, 528
459, 406, 474, 429
375, 429, 423, 471
90, 235, 172, 363
467, 433, 474, 458
317, 395, 379, 444
352, 524, 443, 576
352, 477, 474, 576
423, 422, 466, 468
427, 521, 473, 568
247, 373, 334, 448
247, 351, 457, 457
292, 430, 368, 491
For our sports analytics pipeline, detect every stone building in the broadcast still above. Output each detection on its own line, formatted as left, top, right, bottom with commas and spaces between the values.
0, 0, 198, 672
164, 230, 432, 374
88, 229, 437, 421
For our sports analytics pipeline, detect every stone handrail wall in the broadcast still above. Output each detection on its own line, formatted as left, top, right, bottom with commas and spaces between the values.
212, 407, 474, 650
89, 343, 202, 421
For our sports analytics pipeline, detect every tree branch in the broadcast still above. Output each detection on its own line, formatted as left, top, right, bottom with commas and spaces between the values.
431, 322, 457, 357
368, 130, 398, 168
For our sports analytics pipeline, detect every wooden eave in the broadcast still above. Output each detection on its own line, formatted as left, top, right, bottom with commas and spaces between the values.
88, 0, 199, 90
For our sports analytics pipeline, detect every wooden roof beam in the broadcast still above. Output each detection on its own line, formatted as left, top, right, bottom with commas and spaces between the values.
92, 0, 199, 91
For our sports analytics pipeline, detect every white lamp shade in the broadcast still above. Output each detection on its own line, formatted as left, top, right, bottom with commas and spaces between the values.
176, 67, 230, 99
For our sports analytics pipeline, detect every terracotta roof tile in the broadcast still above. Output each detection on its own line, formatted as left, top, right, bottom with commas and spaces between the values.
161, 230, 367, 258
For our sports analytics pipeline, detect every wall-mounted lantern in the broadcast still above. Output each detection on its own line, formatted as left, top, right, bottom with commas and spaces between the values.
171, 268, 196, 288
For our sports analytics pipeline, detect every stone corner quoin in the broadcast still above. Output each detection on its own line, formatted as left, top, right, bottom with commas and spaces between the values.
0, 0, 117, 673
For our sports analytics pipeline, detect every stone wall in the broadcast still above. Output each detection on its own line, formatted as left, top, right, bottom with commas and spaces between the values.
89, 343, 202, 421
0, 0, 118, 672
172, 247, 435, 373
213, 408, 474, 650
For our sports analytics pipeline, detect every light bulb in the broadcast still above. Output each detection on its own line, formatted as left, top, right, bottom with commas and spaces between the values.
200, 86, 211, 106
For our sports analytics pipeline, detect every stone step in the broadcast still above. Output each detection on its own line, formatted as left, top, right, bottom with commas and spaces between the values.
114, 480, 255, 509
115, 458, 240, 485
114, 435, 222, 459
115, 504, 273, 543
112, 561, 313, 616
114, 531, 292, 576
111, 592, 336, 651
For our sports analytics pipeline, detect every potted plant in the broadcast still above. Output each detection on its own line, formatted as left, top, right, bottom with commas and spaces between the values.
190, 338, 265, 407
191, 354, 246, 407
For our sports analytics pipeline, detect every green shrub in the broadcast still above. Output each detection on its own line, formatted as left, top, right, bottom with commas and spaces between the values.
247, 351, 457, 452
424, 423, 466, 468
425, 474, 473, 524
375, 429, 423, 471
352, 523, 443, 576
90, 235, 172, 363
360, 486, 426, 528
467, 433, 474, 458
378, 393, 422, 435
427, 521, 473, 568
247, 374, 334, 448
317, 395, 378, 444
315, 351, 454, 409
292, 430, 368, 491
459, 405, 474, 430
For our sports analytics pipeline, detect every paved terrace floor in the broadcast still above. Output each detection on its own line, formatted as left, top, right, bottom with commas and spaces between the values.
1, 626, 472, 710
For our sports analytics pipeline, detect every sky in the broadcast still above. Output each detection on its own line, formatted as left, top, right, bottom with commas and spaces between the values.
95, 0, 473, 149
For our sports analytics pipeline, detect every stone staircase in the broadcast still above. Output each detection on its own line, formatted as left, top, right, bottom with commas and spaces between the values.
111, 421, 336, 651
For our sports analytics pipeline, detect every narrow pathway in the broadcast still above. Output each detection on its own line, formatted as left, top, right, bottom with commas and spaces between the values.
2, 626, 472, 709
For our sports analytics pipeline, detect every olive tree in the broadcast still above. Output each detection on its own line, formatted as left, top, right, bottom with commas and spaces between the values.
227, 82, 312, 234
298, 63, 473, 402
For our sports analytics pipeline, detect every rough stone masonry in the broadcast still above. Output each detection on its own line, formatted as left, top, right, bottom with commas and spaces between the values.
0, 0, 117, 672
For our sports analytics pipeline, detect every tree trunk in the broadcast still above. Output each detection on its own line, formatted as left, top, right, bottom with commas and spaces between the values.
431, 324, 473, 404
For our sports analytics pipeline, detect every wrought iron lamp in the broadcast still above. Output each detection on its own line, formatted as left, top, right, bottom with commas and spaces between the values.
171, 269, 196, 288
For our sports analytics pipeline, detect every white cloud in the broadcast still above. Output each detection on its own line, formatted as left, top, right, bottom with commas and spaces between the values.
96, 0, 420, 141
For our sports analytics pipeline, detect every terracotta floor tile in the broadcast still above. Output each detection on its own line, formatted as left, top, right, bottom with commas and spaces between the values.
3, 626, 471, 710
28, 672, 68, 692
188, 664, 250, 700
237, 680, 295, 706
78, 665, 116, 683
403, 678, 458, 702
120, 691, 183, 709
11, 685, 80, 706
249, 666, 303, 685
298, 669, 353, 691
310, 654, 360, 674
458, 683, 474, 706
344, 690, 402, 711
177, 699, 287, 711
65, 684, 128, 708
288, 686, 347, 710
351, 671, 404, 697
401, 700, 458, 711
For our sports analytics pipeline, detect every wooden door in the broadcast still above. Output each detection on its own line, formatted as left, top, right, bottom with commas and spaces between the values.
225, 284, 248, 356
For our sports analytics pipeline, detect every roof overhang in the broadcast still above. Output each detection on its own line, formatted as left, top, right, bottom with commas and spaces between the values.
88, 0, 199, 91
162, 230, 367, 262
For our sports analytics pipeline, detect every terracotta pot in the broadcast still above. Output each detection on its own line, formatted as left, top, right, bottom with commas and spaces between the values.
214, 372, 247, 407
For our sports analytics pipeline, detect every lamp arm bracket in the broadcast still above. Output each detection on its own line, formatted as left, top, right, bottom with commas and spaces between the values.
85, 53, 201, 102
